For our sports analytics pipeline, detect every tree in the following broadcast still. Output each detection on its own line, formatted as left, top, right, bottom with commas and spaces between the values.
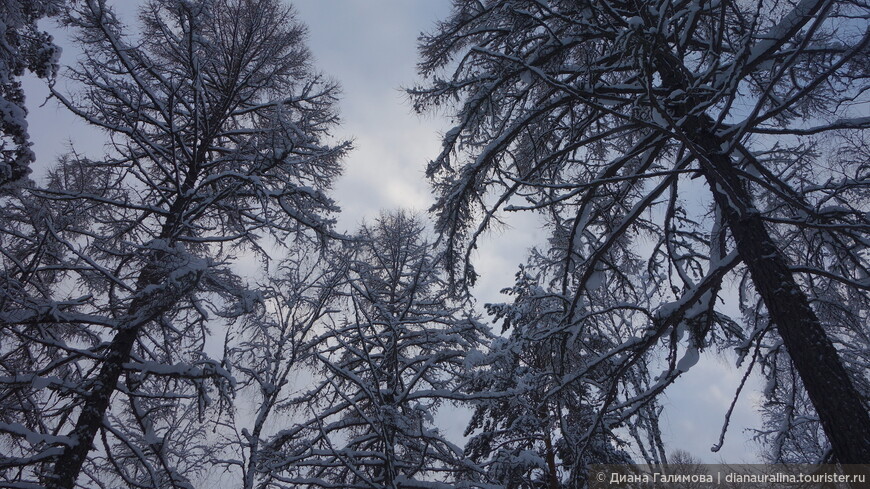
0, 0, 347, 487
749, 133, 870, 464
0, 156, 124, 486
754, 353, 832, 464
0, 0, 64, 186
464, 265, 651, 489
260, 212, 491, 489
412, 0, 870, 470
664, 450, 709, 489
80, 377, 217, 489
214, 243, 344, 489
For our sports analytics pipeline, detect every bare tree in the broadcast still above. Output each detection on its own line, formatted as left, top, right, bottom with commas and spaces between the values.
261, 212, 491, 489
0, 0, 347, 487
214, 243, 344, 489
664, 450, 709, 489
412, 0, 870, 472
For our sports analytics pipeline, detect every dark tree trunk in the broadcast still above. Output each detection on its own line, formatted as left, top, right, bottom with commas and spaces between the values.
46, 259, 200, 488
543, 426, 560, 489
46, 326, 140, 489
691, 121, 870, 469
650, 28, 870, 468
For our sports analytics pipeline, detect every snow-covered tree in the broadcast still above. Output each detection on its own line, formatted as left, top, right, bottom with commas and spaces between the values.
260, 212, 492, 489
214, 244, 344, 489
81, 378, 217, 489
412, 0, 870, 471
748, 133, 870, 464
0, 0, 347, 487
465, 263, 657, 489
0, 0, 64, 186
0, 157, 119, 484
0, 0, 67, 354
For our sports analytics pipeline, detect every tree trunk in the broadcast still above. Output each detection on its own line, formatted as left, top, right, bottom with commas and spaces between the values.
543, 427, 560, 489
692, 121, 870, 469
650, 29, 870, 467
46, 260, 201, 488
46, 325, 140, 489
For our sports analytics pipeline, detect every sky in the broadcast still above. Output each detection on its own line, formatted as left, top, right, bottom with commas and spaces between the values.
23, 0, 764, 464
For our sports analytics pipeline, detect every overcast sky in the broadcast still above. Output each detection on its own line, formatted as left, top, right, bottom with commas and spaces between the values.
23, 0, 763, 464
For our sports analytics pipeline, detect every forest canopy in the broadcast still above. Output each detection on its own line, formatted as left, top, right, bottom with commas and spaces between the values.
1, 0, 868, 488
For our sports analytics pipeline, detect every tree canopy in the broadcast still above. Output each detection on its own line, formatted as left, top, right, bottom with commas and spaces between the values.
1, 0, 868, 487
413, 0, 870, 475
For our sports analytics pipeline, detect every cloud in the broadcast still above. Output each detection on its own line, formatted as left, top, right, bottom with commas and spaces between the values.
291, 1, 452, 231
660, 351, 763, 462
